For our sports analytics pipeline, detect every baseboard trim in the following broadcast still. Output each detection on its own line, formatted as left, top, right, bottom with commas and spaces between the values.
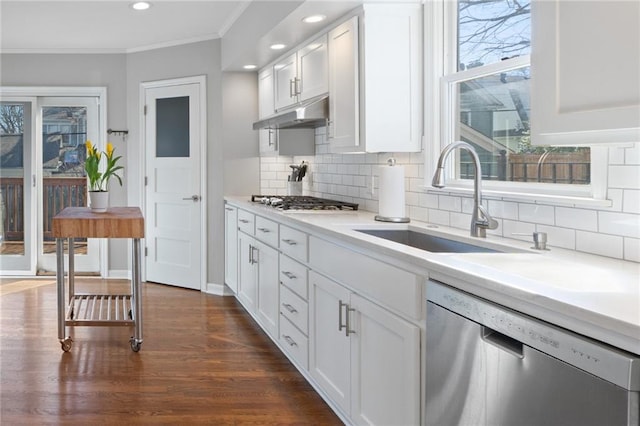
204, 282, 235, 296
108, 270, 131, 279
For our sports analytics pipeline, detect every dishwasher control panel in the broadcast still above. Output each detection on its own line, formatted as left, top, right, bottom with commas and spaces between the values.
427, 280, 640, 391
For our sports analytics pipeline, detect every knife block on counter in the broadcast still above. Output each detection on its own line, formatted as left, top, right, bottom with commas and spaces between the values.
287, 181, 302, 196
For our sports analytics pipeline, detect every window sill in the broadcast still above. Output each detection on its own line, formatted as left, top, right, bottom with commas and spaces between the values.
422, 185, 613, 208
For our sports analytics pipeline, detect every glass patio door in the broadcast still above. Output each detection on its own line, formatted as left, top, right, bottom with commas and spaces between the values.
37, 97, 100, 274
0, 95, 101, 275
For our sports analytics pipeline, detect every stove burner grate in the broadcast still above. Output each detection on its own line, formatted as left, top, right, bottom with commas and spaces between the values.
251, 195, 358, 211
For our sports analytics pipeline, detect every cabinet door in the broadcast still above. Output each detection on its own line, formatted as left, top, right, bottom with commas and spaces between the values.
258, 67, 278, 154
298, 34, 328, 102
328, 16, 360, 152
238, 233, 257, 313
309, 271, 351, 415
224, 205, 238, 294
531, 0, 640, 145
256, 240, 279, 338
274, 52, 298, 111
349, 293, 421, 426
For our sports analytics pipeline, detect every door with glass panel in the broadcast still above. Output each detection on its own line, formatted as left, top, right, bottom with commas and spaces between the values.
0, 96, 100, 275
144, 79, 204, 290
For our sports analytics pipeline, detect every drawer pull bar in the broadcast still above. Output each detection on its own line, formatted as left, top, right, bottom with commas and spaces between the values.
283, 335, 298, 347
282, 303, 298, 314
239, 219, 250, 224
257, 227, 271, 233
281, 239, 297, 245
282, 271, 297, 280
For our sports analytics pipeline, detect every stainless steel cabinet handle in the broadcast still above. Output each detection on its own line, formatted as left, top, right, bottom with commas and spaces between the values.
281, 239, 297, 246
339, 300, 356, 337
282, 271, 296, 280
251, 246, 259, 264
345, 305, 356, 337
282, 303, 298, 314
283, 335, 297, 347
248, 244, 253, 264
294, 77, 301, 95
182, 195, 201, 201
338, 300, 347, 333
268, 128, 275, 147
326, 120, 333, 139
225, 207, 234, 211
257, 227, 271, 233
239, 219, 250, 224
289, 78, 296, 98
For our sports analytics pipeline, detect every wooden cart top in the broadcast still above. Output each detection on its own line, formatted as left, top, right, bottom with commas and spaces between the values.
52, 207, 144, 238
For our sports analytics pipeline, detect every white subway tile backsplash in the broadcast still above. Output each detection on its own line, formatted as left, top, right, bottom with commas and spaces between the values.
625, 143, 640, 165
576, 231, 623, 259
556, 207, 597, 231
536, 225, 576, 250
623, 190, 640, 214
428, 209, 450, 226
598, 211, 640, 239
519, 204, 555, 225
258, 131, 640, 262
624, 238, 640, 262
609, 165, 640, 189
439, 195, 462, 212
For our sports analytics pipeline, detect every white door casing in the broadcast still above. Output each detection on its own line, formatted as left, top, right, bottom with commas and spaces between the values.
142, 76, 206, 290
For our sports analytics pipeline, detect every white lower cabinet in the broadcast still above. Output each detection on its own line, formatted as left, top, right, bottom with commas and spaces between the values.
309, 271, 421, 425
224, 204, 238, 293
238, 231, 279, 339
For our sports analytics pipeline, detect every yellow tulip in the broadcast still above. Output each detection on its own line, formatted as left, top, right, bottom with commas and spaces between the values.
106, 142, 114, 157
85, 140, 93, 156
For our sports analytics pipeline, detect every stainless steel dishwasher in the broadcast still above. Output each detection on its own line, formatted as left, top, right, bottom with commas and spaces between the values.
426, 280, 640, 426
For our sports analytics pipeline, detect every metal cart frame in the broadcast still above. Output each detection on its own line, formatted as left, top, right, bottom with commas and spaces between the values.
53, 207, 144, 352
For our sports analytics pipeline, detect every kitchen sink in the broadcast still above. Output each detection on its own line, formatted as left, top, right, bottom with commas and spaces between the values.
355, 229, 506, 253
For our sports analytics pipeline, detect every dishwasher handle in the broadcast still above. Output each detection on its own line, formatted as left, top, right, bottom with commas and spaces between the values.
481, 326, 524, 359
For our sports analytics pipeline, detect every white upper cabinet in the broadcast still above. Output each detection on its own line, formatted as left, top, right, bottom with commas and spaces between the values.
531, 0, 640, 145
258, 67, 278, 154
274, 35, 328, 111
328, 4, 423, 153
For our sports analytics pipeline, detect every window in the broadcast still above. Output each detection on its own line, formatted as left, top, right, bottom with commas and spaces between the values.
435, 0, 598, 200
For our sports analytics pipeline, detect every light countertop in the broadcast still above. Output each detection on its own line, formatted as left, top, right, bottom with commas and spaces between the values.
225, 196, 640, 355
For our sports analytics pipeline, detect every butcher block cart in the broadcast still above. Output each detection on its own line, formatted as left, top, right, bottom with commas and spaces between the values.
52, 207, 144, 352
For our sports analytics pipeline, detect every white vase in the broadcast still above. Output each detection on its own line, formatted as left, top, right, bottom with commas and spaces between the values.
89, 191, 109, 213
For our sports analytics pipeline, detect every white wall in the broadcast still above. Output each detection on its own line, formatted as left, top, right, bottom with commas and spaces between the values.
222, 72, 260, 196
126, 40, 226, 286
1, 41, 260, 284
260, 128, 640, 263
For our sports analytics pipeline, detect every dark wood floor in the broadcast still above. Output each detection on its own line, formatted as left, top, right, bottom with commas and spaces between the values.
0, 279, 342, 425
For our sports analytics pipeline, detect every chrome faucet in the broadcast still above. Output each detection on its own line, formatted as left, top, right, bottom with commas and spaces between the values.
432, 141, 498, 238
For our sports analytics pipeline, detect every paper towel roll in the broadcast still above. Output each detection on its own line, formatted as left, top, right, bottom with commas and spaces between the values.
376, 163, 410, 222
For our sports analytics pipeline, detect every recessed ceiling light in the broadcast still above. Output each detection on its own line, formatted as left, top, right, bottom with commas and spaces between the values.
243, 65, 257, 70
303, 15, 326, 24
131, 2, 151, 11
270, 44, 286, 50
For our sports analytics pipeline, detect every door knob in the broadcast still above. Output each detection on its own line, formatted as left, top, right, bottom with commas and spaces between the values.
182, 195, 201, 201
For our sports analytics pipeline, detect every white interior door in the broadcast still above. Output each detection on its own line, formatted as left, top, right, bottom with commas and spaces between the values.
144, 78, 205, 290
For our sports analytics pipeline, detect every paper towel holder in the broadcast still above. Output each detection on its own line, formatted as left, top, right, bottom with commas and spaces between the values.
375, 157, 410, 223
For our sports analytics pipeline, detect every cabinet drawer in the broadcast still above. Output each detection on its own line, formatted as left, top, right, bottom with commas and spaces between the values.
309, 236, 422, 320
280, 225, 308, 262
280, 285, 308, 334
255, 216, 279, 246
237, 209, 255, 235
279, 315, 309, 370
279, 255, 308, 300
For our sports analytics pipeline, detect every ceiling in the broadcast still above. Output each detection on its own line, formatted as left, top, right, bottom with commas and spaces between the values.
0, 0, 368, 70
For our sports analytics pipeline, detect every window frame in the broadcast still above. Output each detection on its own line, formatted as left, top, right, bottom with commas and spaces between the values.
424, 0, 610, 206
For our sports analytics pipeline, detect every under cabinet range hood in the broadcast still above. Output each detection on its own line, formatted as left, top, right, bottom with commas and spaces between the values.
253, 96, 329, 130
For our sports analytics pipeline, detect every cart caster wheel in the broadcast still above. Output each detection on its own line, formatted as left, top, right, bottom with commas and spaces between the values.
60, 338, 73, 352
130, 338, 142, 352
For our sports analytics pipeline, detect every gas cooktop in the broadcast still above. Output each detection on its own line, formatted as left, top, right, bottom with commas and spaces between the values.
251, 195, 359, 211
